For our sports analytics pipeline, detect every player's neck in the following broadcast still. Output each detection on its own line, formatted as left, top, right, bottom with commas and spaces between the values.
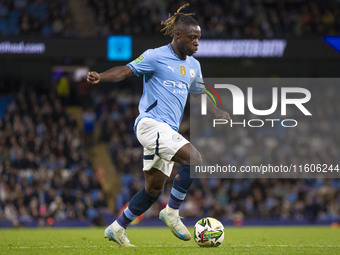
170, 42, 186, 60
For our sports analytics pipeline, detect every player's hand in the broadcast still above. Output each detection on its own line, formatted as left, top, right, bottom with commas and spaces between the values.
87, 71, 100, 84
215, 109, 230, 120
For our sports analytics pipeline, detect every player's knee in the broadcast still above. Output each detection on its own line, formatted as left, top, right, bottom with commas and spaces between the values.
145, 185, 163, 197
177, 151, 202, 165
191, 150, 203, 166
175, 173, 181, 181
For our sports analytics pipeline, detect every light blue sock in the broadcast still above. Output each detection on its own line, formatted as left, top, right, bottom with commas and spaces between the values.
168, 165, 193, 210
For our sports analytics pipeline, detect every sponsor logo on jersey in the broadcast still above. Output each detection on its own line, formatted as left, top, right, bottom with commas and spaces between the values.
180, 66, 186, 76
190, 69, 195, 77
168, 65, 175, 72
172, 134, 183, 142
133, 55, 145, 64
163, 80, 188, 88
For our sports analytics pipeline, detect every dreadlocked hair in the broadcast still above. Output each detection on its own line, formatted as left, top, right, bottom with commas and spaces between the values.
161, 3, 198, 37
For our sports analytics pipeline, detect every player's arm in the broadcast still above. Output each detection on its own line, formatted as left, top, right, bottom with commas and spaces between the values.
191, 94, 230, 120
190, 64, 230, 120
206, 95, 230, 120
87, 66, 134, 84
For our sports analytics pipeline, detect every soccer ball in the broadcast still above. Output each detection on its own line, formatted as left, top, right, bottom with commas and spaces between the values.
194, 217, 224, 247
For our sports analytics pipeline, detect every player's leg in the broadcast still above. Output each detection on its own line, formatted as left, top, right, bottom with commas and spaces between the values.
171, 142, 202, 166
159, 143, 202, 241
116, 168, 167, 228
105, 118, 171, 247
167, 142, 202, 209
105, 167, 167, 247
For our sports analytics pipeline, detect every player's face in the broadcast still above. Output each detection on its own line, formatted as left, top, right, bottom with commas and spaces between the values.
179, 25, 201, 56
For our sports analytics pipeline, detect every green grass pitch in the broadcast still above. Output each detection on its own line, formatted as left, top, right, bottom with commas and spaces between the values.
0, 226, 339, 255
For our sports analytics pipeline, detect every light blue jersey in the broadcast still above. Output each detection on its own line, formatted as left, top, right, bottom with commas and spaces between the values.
127, 44, 203, 132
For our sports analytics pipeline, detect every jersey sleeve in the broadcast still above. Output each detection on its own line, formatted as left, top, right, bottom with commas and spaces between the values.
189, 61, 204, 94
126, 49, 156, 77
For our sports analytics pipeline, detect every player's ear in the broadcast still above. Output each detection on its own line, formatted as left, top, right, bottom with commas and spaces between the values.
174, 28, 181, 40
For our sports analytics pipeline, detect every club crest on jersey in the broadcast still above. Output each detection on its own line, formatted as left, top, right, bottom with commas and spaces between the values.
190, 69, 195, 77
180, 66, 186, 76
172, 134, 183, 142
133, 55, 144, 64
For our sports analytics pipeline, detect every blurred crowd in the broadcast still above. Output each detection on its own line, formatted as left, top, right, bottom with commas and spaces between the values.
90, 0, 340, 38
1, 79, 339, 225
0, 80, 106, 226
0, 0, 74, 37
1, 0, 339, 38
91, 85, 340, 222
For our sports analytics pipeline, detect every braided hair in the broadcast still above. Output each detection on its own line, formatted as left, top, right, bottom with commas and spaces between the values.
161, 3, 199, 37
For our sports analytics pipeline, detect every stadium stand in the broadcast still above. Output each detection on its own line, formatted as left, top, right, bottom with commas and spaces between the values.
0, 79, 106, 226
1, 80, 339, 226
88, 0, 340, 38
0, 0, 74, 37
2, 0, 338, 37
